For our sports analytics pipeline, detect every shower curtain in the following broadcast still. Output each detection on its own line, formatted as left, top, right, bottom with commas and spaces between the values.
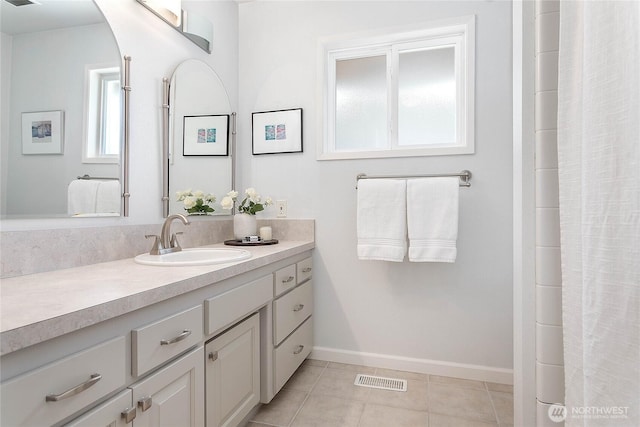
557, 1, 639, 426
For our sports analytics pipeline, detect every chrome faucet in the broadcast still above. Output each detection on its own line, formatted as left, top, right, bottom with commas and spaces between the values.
146, 214, 190, 255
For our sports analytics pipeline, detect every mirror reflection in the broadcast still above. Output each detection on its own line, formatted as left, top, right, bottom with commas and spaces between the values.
166, 59, 234, 217
1, 0, 123, 219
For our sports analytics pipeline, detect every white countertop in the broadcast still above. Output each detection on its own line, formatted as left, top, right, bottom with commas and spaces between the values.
0, 240, 314, 356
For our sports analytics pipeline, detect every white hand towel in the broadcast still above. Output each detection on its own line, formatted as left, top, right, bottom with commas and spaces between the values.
95, 180, 121, 214
407, 177, 459, 262
67, 179, 100, 216
357, 179, 407, 262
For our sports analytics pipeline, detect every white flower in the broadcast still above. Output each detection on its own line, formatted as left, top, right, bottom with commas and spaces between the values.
183, 196, 197, 209
193, 190, 205, 199
245, 187, 258, 200
176, 189, 191, 201
264, 197, 273, 206
227, 190, 239, 199
205, 194, 216, 203
221, 196, 234, 210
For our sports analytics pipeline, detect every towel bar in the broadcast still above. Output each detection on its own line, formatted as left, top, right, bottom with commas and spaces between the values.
356, 170, 472, 189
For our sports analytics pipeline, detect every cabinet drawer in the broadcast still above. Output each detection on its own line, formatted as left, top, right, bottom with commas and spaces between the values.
273, 280, 313, 345
274, 264, 296, 297
64, 389, 133, 427
132, 305, 203, 377
1, 337, 126, 427
296, 257, 313, 284
205, 274, 271, 336
274, 317, 313, 393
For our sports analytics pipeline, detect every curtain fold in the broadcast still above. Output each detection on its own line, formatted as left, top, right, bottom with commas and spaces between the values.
557, 1, 640, 426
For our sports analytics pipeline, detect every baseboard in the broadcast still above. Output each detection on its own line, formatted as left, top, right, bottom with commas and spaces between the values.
310, 346, 513, 385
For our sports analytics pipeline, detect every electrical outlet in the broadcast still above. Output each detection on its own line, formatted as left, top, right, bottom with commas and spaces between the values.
276, 200, 287, 218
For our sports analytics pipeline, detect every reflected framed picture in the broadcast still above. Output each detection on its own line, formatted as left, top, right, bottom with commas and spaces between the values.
183, 114, 229, 156
22, 110, 64, 154
252, 108, 303, 155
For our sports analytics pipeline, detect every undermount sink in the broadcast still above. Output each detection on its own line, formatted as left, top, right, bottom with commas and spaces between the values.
134, 247, 252, 267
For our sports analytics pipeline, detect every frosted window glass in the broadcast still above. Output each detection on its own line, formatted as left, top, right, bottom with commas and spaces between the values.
335, 55, 387, 151
398, 47, 456, 146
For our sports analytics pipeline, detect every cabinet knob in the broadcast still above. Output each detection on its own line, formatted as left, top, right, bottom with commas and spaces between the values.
121, 407, 137, 423
293, 345, 305, 355
293, 304, 305, 312
138, 396, 153, 412
208, 351, 219, 362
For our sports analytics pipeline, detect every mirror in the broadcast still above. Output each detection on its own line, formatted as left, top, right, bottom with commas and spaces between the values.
1, 0, 126, 219
164, 59, 234, 217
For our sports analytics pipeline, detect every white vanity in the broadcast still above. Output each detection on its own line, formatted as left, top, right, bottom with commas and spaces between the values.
0, 239, 314, 427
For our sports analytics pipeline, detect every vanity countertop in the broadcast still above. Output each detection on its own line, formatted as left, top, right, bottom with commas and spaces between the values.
0, 240, 314, 356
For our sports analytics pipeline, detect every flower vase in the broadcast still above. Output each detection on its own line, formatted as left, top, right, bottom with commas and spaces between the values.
234, 213, 257, 240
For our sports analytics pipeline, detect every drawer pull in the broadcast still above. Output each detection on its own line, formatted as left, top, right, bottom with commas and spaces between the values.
302, 267, 312, 273
138, 396, 152, 412
208, 351, 219, 362
282, 276, 295, 284
45, 373, 102, 402
121, 407, 137, 423
160, 329, 192, 345
293, 304, 305, 312
293, 345, 305, 355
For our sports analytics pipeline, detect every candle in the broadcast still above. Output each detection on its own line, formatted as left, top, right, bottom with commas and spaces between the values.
259, 226, 272, 241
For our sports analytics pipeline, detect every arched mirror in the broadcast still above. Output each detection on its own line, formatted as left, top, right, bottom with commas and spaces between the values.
1, 0, 128, 219
163, 59, 234, 217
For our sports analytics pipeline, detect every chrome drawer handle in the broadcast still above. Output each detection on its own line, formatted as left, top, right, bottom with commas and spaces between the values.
302, 267, 312, 273
45, 373, 102, 402
293, 345, 304, 355
121, 407, 137, 423
160, 329, 192, 345
282, 276, 295, 284
293, 304, 305, 312
138, 396, 152, 412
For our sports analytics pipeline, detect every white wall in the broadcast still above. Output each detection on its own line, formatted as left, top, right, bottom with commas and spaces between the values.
239, 1, 514, 380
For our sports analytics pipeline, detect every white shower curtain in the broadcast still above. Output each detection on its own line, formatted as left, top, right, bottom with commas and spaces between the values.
557, 1, 640, 426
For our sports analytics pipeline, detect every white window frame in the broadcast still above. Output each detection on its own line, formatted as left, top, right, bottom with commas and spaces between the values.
83, 64, 121, 164
317, 16, 475, 160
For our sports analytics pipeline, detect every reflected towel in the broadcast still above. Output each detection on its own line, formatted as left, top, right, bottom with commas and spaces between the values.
357, 179, 407, 262
95, 180, 121, 214
407, 178, 459, 262
67, 179, 100, 215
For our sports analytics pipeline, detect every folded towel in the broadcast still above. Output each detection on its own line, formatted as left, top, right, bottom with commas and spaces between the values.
407, 177, 459, 262
95, 180, 121, 214
67, 179, 100, 216
357, 179, 407, 262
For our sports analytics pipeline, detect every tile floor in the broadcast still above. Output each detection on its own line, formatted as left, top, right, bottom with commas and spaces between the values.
248, 359, 513, 427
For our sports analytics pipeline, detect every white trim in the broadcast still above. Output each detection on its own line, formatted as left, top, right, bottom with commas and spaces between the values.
513, 1, 537, 425
311, 346, 513, 385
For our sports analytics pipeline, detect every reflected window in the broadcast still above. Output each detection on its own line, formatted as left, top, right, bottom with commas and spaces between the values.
84, 66, 121, 163
320, 16, 475, 160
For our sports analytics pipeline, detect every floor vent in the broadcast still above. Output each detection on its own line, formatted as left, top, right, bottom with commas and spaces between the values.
354, 374, 407, 392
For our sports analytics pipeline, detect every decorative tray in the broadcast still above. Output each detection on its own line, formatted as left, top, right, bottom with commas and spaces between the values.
223, 239, 279, 246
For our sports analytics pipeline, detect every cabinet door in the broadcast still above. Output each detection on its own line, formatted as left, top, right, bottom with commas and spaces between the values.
205, 313, 260, 427
64, 389, 134, 427
130, 346, 204, 427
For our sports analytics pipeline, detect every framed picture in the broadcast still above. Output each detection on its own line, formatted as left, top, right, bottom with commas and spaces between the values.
183, 114, 229, 156
252, 108, 303, 155
22, 110, 64, 155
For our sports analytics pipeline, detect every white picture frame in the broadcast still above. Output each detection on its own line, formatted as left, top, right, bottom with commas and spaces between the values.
21, 110, 64, 155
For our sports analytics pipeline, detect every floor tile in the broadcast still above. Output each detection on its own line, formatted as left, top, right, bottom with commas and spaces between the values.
374, 367, 429, 382
429, 413, 499, 427
429, 375, 486, 390
291, 394, 364, 427
311, 366, 371, 401
489, 391, 514, 425
486, 382, 514, 393
283, 364, 325, 392
428, 383, 497, 422
358, 403, 428, 426
366, 379, 429, 411
303, 358, 329, 368
327, 362, 376, 373
252, 388, 308, 426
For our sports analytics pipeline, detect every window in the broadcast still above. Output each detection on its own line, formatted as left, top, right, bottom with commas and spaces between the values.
83, 65, 121, 163
319, 16, 475, 160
